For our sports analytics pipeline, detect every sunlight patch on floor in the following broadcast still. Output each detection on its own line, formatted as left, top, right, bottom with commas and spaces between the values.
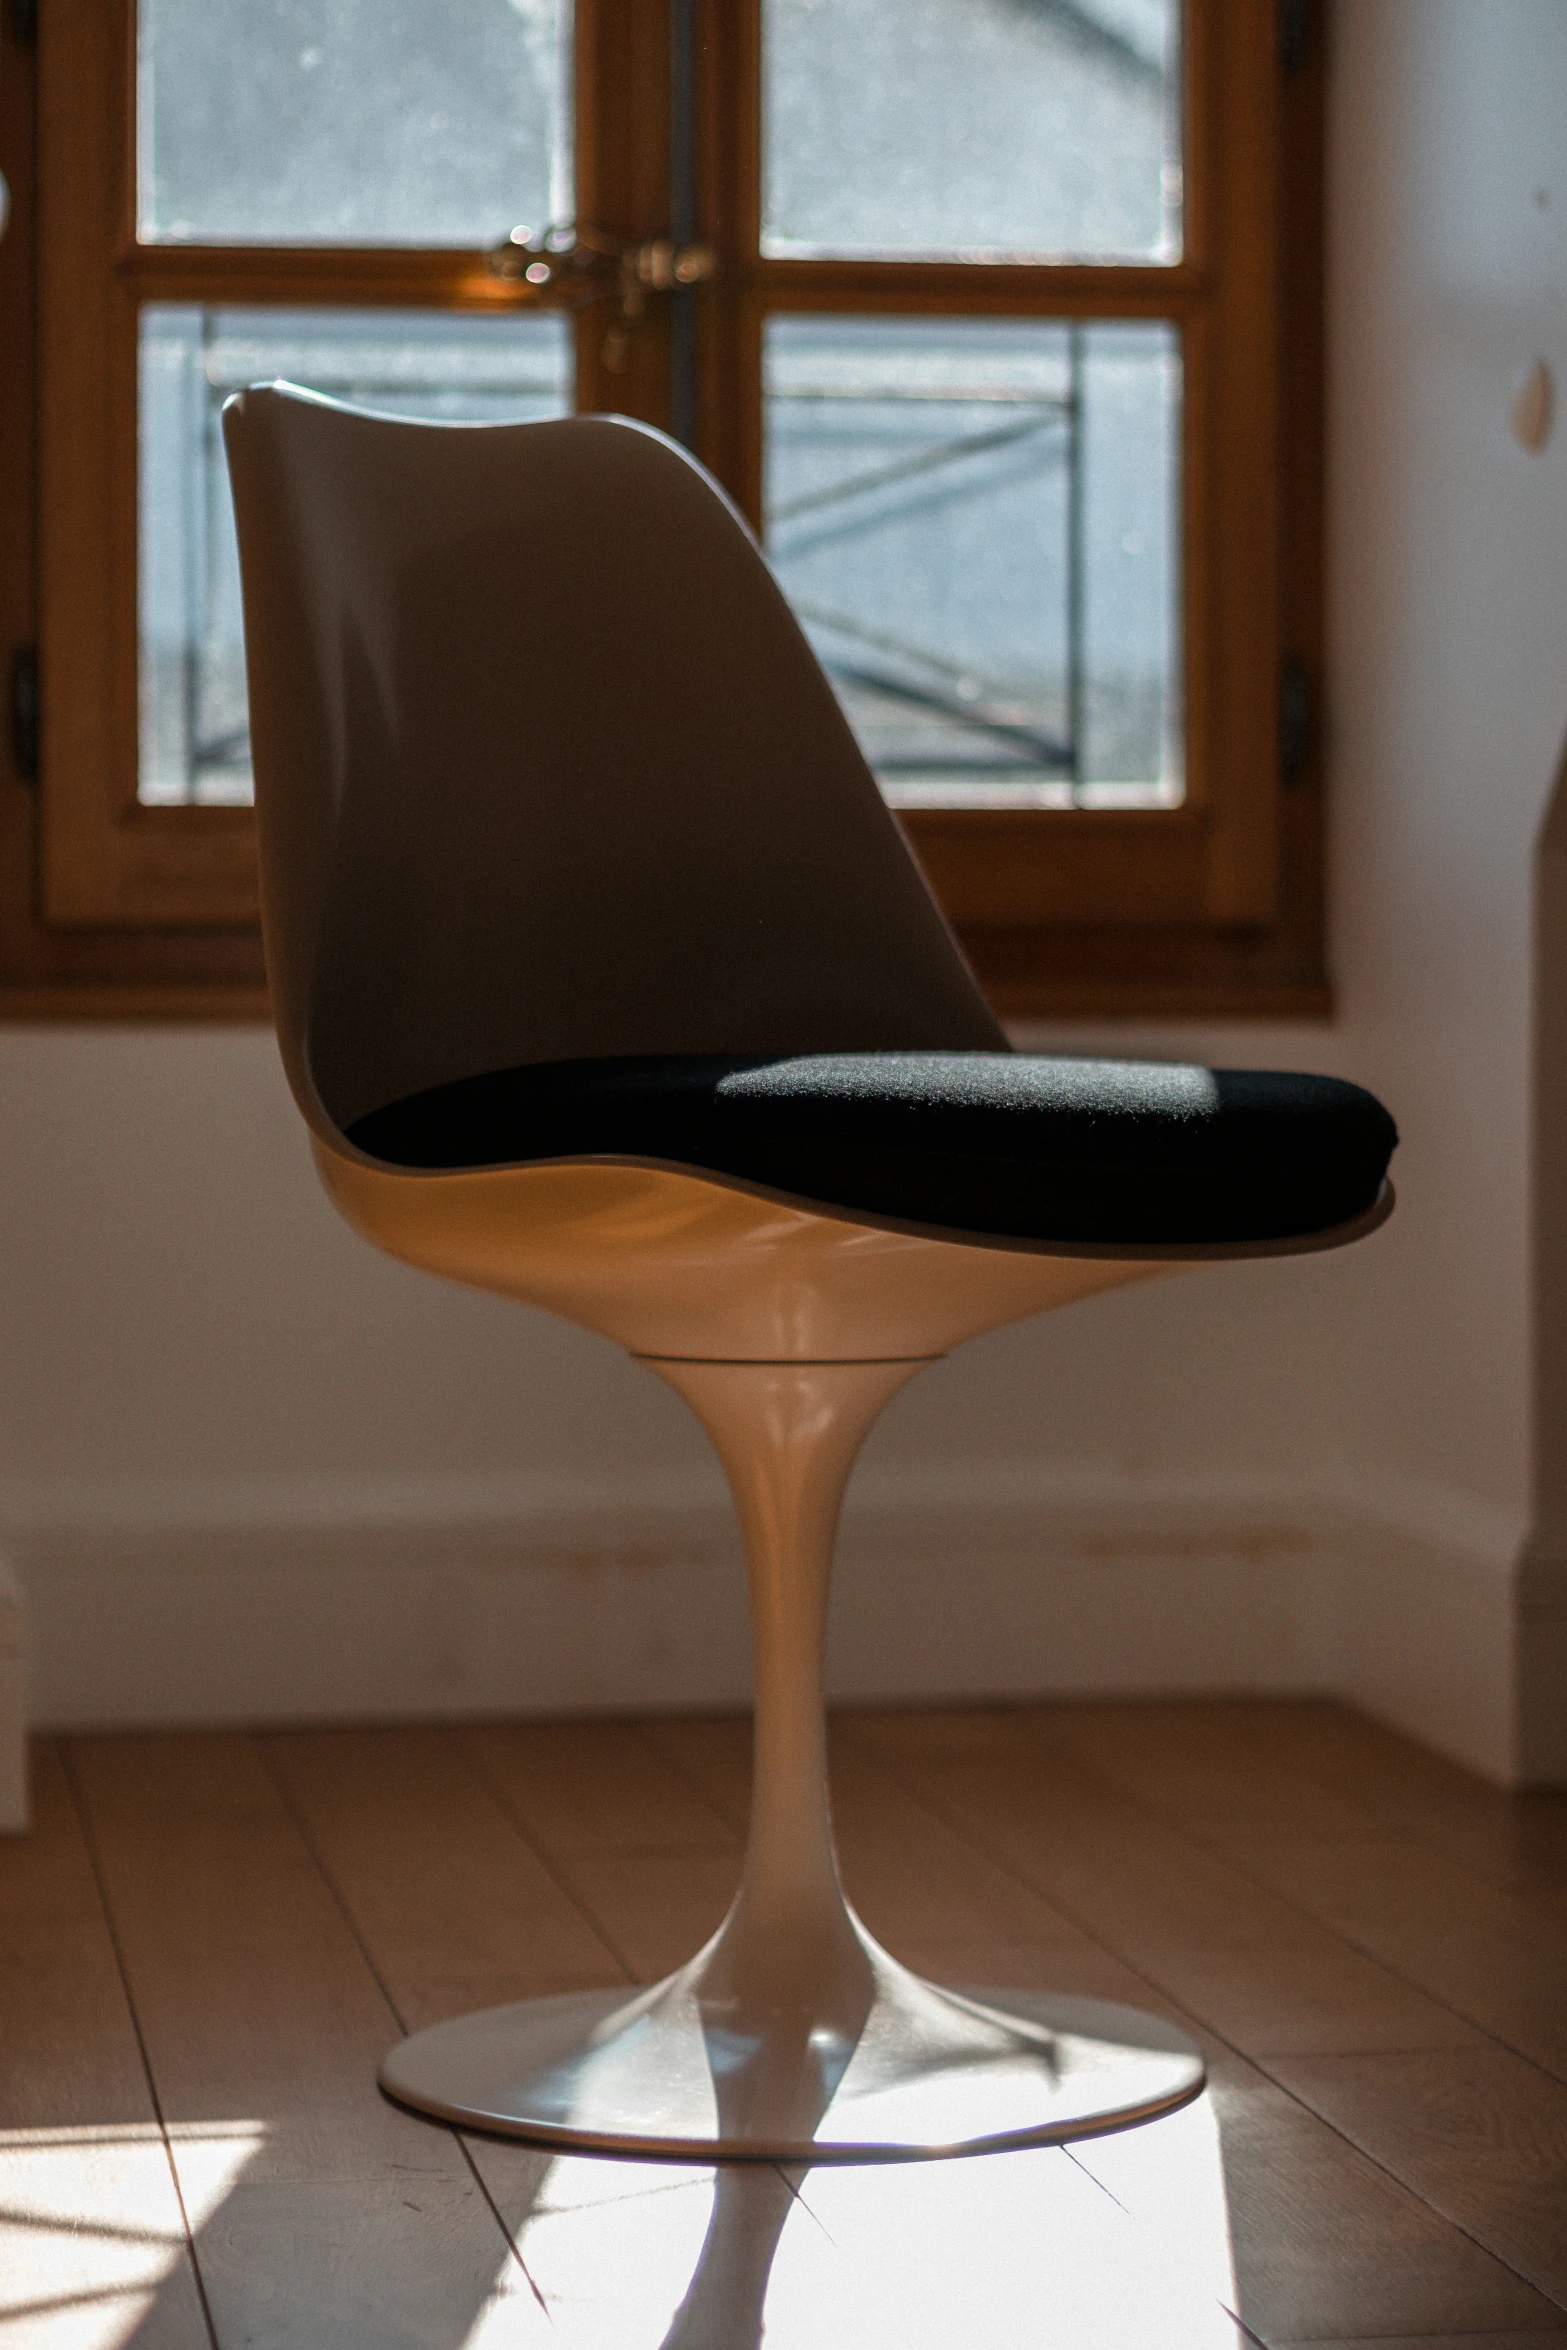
0, 2097, 1238, 2344
0, 2122, 263, 2350
463, 2092, 1241, 2347
1070, 2088, 1240, 2314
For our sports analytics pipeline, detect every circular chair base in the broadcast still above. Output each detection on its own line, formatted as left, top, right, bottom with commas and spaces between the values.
379, 1972, 1205, 2164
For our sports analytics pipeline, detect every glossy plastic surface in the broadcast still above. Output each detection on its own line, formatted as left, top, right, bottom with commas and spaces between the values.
380, 1979, 1205, 2163
381, 1356, 1205, 2158
315, 1142, 1169, 1360
222, 392, 1004, 1146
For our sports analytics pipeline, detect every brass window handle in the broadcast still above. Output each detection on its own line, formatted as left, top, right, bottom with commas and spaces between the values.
489, 224, 716, 369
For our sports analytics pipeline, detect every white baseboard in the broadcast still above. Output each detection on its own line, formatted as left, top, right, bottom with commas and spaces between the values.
4, 1465, 1556, 1785
1307, 1480, 1536, 1783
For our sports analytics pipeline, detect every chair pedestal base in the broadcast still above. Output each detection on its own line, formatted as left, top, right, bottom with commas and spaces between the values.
381, 1347, 1203, 2164
379, 1920, 1204, 2162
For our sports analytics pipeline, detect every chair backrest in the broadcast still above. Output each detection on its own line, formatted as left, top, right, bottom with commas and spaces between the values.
223, 388, 1005, 1143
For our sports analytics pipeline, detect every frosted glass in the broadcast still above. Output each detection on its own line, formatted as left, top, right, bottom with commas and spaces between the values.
763, 0, 1181, 262
138, 307, 571, 807
138, 0, 571, 246
764, 315, 1181, 807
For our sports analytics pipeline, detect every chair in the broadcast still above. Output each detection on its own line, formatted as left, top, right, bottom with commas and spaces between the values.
223, 387, 1396, 2165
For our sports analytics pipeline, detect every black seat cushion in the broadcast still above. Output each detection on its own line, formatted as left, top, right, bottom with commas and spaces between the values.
347, 1052, 1397, 1248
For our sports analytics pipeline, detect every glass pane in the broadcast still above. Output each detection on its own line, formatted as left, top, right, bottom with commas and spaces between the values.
138, 306, 572, 807
139, 0, 571, 246
763, 316, 1181, 809
763, 0, 1181, 263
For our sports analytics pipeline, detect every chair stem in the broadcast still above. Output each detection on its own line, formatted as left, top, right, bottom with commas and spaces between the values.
644, 1355, 932, 2024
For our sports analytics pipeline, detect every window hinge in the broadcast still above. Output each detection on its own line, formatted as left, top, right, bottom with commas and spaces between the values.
11, 646, 39, 784
1280, 0, 1308, 75
1280, 654, 1311, 787
10, 0, 37, 45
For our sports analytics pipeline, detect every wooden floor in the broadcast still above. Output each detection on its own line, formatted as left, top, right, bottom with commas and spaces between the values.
4, 1701, 1567, 2348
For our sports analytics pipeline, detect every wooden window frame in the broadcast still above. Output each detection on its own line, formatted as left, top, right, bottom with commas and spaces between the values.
0, 0, 1327, 1019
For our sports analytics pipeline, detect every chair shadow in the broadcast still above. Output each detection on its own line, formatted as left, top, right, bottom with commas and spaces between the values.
97, 2033, 1238, 2346
654, 2158, 802, 2350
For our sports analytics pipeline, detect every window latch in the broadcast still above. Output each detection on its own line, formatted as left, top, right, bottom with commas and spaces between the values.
1280, 0, 1309, 75
1280, 654, 1311, 787
488, 223, 716, 374
10, 646, 38, 786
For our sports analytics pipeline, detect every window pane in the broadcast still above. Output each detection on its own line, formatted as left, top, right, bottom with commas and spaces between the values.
763, 316, 1181, 809
138, 0, 571, 246
763, 0, 1181, 263
138, 307, 572, 808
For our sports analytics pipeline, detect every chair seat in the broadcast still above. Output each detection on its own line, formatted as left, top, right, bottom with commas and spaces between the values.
348, 1052, 1398, 1247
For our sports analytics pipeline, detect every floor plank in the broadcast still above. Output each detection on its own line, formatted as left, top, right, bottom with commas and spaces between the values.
462, 1720, 738, 1858
1118, 1932, 1486, 2058
640, 1711, 753, 1838
846, 1708, 1494, 2049
843, 1709, 1337, 1951
12, 1702, 1565, 2346
263, 1724, 626, 2021
848, 1712, 1565, 2341
538, 1843, 739, 1983
1271, 2046, 1567, 2307
1219, 1831, 1567, 2083
831, 1732, 1093, 1950
1042, 1699, 1383, 1845
458, 1718, 750, 1985
1231, 1704, 1567, 1910
0, 1739, 210, 2350
65, 1733, 547, 2349
1032, 1702, 1567, 2080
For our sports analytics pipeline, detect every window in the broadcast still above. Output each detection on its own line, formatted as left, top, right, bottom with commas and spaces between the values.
1, 0, 1326, 1015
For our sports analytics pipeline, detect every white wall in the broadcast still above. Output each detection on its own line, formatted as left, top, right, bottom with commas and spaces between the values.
2, 0, 1565, 1784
